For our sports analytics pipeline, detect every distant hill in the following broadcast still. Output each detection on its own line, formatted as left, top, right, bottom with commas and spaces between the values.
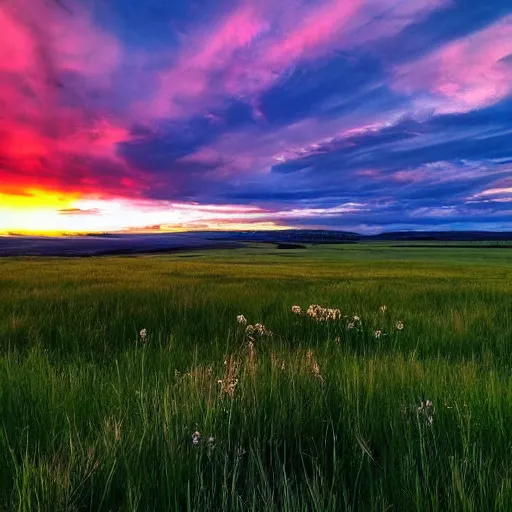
366, 231, 512, 242
0, 230, 511, 256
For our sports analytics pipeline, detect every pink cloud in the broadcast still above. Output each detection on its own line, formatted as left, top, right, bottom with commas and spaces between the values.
148, 6, 270, 118
472, 177, 512, 199
0, 0, 139, 200
266, 0, 363, 64
148, 0, 449, 120
393, 14, 512, 113
0, 0, 121, 83
392, 169, 428, 183
0, 0, 123, 135
208, 114, 398, 175
0, 9, 34, 73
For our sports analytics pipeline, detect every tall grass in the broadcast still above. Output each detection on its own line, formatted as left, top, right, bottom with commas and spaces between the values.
0, 245, 511, 511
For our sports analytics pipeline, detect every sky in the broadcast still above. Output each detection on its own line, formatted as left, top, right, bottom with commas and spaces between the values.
0, 0, 511, 234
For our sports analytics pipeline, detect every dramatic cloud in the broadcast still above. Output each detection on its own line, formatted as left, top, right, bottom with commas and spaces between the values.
393, 14, 512, 114
0, 0, 511, 233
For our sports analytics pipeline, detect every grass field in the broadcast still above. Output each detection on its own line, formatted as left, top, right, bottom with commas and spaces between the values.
0, 243, 511, 511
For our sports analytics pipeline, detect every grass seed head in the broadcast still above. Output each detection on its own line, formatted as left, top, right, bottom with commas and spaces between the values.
218, 355, 239, 398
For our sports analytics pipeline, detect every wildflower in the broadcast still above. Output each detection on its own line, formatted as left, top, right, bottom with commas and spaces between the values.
237, 315, 247, 325
327, 308, 341, 320
347, 322, 355, 329
291, 305, 302, 314
353, 315, 360, 321
245, 323, 272, 340
139, 328, 147, 342
192, 430, 201, 445
396, 321, 404, 331
306, 305, 341, 321
374, 330, 382, 339
255, 323, 272, 336
379, 305, 387, 313
418, 399, 433, 412
417, 400, 434, 426
307, 304, 323, 319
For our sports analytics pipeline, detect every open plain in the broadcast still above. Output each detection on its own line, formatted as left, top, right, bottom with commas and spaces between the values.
0, 243, 511, 511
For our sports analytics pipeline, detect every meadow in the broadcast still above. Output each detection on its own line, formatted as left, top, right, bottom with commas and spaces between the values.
0, 243, 511, 511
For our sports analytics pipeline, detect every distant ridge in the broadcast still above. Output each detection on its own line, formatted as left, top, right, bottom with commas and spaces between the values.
209, 229, 512, 243
0, 230, 510, 256
366, 231, 512, 242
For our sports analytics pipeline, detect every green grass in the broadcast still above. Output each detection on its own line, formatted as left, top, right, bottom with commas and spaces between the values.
0, 243, 511, 511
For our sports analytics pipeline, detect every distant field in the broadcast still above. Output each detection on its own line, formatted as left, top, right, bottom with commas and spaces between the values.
0, 244, 511, 511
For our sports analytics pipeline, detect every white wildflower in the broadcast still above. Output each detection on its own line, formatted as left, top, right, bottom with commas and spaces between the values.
237, 315, 247, 325
245, 323, 272, 338
139, 328, 147, 341
306, 304, 341, 321
291, 305, 302, 314
374, 330, 382, 339
417, 400, 434, 426
396, 321, 404, 331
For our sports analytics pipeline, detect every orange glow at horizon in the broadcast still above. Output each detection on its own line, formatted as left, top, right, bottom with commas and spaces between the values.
0, 191, 289, 235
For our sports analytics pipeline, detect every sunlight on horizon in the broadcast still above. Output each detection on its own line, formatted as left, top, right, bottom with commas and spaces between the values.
0, 192, 290, 235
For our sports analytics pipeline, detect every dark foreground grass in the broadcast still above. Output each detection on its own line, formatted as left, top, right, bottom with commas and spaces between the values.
0, 243, 511, 511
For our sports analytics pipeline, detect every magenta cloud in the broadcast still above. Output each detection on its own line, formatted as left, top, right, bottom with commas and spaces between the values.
393, 14, 512, 113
